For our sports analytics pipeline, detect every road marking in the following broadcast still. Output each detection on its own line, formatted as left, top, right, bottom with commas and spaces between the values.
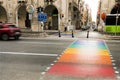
0, 52, 58, 57
17, 41, 63, 45
115, 71, 119, 74
53, 60, 57, 63
50, 64, 54, 66
46, 67, 50, 71
41, 72, 46, 75
46, 40, 116, 79
112, 60, 116, 62
113, 67, 117, 70
112, 63, 116, 66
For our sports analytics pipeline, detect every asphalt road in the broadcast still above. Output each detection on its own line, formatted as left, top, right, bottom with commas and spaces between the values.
0, 38, 120, 80
0, 38, 74, 80
106, 40, 120, 80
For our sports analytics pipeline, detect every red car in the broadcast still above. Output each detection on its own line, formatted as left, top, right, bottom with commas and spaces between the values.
0, 23, 21, 40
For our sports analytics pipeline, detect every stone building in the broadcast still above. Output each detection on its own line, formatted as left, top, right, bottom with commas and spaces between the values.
100, 0, 117, 14
97, 0, 119, 24
0, 0, 84, 31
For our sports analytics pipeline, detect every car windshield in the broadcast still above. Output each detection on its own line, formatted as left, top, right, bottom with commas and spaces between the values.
8, 25, 17, 28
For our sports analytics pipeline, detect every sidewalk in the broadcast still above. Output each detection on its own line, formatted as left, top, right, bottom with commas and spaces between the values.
21, 29, 58, 38
21, 32, 48, 38
21, 29, 120, 40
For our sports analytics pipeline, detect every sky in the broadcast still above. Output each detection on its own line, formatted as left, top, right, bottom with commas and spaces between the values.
84, 0, 99, 22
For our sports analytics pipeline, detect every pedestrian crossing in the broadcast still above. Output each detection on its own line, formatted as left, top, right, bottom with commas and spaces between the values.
43, 39, 117, 80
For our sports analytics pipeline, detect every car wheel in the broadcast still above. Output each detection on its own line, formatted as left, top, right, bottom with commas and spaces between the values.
1, 34, 9, 41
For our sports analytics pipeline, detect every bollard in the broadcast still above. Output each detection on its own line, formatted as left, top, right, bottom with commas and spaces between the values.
58, 30, 61, 37
87, 30, 89, 38
72, 30, 74, 38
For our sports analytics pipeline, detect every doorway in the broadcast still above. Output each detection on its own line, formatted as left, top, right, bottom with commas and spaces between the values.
0, 6, 7, 23
18, 5, 31, 28
44, 5, 58, 30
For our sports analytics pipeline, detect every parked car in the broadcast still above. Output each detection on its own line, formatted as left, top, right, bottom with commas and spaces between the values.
0, 23, 21, 40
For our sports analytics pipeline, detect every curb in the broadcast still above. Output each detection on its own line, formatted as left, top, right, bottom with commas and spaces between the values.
103, 35, 120, 40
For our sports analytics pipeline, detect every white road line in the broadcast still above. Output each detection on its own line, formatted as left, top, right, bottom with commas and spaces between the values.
0, 52, 58, 57
41, 72, 46, 75
112, 63, 116, 66
17, 41, 63, 45
115, 71, 119, 74
113, 67, 117, 70
54, 60, 57, 63
50, 64, 54, 66
46, 67, 50, 71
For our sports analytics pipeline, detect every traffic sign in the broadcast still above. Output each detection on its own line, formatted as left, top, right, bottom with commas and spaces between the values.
38, 12, 47, 22
26, 4, 34, 14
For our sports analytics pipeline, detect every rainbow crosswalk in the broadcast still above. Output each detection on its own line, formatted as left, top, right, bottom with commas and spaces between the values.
46, 40, 116, 79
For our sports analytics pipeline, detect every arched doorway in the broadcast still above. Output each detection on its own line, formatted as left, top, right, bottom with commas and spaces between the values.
18, 5, 31, 28
44, 5, 58, 30
0, 6, 7, 23
73, 6, 80, 30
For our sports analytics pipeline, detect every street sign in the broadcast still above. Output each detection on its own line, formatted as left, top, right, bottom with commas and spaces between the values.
26, 4, 34, 14
38, 12, 47, 22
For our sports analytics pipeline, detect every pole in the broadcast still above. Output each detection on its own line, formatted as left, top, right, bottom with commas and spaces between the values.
87, 30, 89, 38
115, 14, 118, 36
58, 30, 61, 37
72, 30, 74, 38
38, 21, 40, 33
115, 6, 119, 36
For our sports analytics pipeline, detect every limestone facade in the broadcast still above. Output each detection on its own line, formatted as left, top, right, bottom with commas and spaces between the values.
0, 0, 116, 31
